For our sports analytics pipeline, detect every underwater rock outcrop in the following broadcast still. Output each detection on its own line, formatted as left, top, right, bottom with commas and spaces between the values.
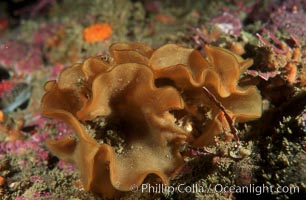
40, 42, 262, 198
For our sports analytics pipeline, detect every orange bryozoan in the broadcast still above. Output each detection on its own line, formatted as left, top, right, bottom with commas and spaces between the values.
83, 23, 112, 43
40, 43, 262, 198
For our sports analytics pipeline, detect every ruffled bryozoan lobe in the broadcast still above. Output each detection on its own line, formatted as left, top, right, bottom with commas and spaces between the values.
41, 43, 262, 198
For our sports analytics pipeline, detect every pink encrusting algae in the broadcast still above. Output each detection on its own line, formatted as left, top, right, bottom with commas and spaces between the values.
0, 132, 49, 162
0, 41, 43, 74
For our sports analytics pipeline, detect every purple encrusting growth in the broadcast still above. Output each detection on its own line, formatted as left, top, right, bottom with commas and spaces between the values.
0, 115, 78, 199
0, 41, 43, 74
15, 191, 52, 200
268, 0, 306, 40
0, 132, 49, 162
32, 23, 61, 47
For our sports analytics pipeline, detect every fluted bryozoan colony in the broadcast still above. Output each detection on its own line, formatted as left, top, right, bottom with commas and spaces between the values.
41, 43, 262, 198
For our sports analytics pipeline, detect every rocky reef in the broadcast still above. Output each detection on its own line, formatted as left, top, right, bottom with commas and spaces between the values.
0, 0, 305, 199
